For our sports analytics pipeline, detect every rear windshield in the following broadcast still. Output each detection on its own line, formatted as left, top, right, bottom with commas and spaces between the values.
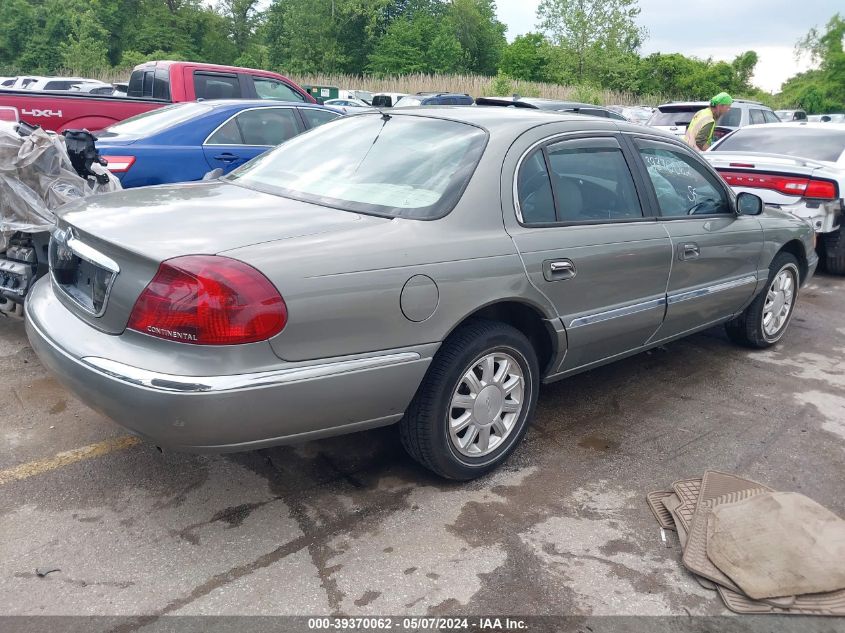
227, 114, 488, 219
648, 109, 697, 126
712, 127, 845, 162
99, 102, 213, 138
395, 97, 422, 107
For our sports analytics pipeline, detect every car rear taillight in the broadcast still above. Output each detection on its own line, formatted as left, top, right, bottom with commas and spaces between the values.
0, 106, 18, 122
102, 155, 136, 173
717, 170, 839, 200
127, 255, 287, 345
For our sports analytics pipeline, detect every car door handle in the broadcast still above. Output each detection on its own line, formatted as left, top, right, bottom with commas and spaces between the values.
543, 259, 576, 281
679, 243, 700, 260
213, 153, 239, 163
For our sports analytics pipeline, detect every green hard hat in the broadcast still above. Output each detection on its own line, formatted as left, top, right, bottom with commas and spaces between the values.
711, 92, 733, 106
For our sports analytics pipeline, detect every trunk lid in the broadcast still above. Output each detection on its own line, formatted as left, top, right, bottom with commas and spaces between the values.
704, 151, 826, 205
54, 180, 385, 333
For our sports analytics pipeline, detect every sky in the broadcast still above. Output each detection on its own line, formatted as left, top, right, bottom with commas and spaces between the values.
495, 0, 840, 92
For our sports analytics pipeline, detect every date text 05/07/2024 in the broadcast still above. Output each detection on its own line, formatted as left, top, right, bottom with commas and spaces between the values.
307, 617, 529, 630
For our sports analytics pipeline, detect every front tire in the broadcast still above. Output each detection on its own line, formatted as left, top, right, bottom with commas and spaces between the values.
400, 319, 539, 480
725, 252, 800, 349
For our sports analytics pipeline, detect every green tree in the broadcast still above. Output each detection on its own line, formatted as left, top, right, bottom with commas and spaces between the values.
795, 13, 845, 109
499, 32, 554, 82
536, 0, 646, 82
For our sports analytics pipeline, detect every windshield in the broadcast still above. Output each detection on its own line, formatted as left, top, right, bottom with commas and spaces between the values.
99, 103, 213, 137
713, 127, 845, 162
227, 114, 488, 219
648, 109, 697, 126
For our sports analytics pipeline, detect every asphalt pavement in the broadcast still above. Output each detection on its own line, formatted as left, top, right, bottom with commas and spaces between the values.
1, 272, 844, 626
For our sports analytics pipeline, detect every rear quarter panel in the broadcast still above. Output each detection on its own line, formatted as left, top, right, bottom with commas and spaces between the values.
757, 208, 815, 280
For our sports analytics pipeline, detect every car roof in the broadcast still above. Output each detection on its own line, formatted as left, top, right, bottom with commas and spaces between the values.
476, 96, 605, 109
191, 99, 334, 110
348, 105, 663, 136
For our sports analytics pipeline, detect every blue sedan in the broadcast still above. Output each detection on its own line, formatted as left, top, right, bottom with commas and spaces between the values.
96, 100, 342, 187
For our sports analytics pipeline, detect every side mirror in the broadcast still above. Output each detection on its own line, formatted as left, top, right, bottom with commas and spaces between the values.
736, 192, 763, 216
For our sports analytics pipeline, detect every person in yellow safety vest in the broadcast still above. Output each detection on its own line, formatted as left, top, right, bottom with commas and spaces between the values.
684, 92, 733, 151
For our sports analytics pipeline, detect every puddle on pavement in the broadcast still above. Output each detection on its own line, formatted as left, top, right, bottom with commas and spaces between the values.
578, 435, 620, 452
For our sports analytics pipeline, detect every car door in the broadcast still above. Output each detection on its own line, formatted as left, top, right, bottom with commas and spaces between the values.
203, 107, 304, 173
505, 132, 673, 373
628, 136, 763, 342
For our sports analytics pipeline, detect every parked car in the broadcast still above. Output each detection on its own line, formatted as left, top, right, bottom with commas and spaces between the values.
706, 122, 845, 273
648, 100, 779, 142
26, 108, 816, 480
394, 92, 474, 107
775, 109, 808, 122
96, 100, 342, 187
370, 92, 408, 107
0, 61, 314, 132
476, 96, 627, 120
323, 98, 373, 113
19, 77, 110, 92
337, 89, 373, 103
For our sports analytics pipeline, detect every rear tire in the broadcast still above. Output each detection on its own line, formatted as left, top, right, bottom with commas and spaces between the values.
725, 252, 800, 349
399, 319, 539, 480
824, 226, 845, 275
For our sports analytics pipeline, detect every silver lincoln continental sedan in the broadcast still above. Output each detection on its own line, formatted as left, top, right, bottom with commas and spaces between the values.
26, 107, 817, 479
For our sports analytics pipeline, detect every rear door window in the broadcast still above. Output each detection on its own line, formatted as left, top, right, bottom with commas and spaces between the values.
153, 69, 170, 100
205, 118, 243, 145
252, 77, 305, 102
517, 150, 556, 224
194, 73, 241, 100
234, 108, 303, 146
762, 110, 780, 124
545, 137, 643, 222
300, 108, 340, 128
749, 109, 765, 125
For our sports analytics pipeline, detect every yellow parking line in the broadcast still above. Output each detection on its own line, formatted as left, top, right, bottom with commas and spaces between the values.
0, 436, 141, 486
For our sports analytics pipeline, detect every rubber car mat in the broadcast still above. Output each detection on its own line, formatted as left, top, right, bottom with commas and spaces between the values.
671, 477, 702, 533
718, 585, 845, 616
665, 493, 717, 591
647, 490, 676, 530
707, 492, 845, 599
681, 472, 771, 592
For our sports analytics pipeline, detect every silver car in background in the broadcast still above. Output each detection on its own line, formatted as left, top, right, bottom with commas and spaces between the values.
27, 108, 816, 479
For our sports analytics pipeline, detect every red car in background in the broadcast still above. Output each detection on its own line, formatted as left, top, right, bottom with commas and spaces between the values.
0, 60, 315, 132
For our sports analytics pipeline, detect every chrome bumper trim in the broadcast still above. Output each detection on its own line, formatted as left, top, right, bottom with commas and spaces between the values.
81, 353, 422, 393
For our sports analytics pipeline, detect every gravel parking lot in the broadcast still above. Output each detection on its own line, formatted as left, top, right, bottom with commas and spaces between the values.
1, 273, 844, 624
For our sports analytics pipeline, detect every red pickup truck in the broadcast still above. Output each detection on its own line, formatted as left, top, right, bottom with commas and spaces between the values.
0, 61, 315, 132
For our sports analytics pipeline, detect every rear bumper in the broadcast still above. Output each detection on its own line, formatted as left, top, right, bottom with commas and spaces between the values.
25, 276, 433, 452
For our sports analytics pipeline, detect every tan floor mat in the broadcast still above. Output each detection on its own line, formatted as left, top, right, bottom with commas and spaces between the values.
664, 493, 717, 591
680, 472, 771, 592
718, 585, 845, 616
646, 490, 676, 530
708, 492, 845, 599
671, 477, 702, 532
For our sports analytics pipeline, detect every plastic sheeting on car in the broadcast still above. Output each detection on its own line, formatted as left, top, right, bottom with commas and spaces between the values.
0, 122, 121, 249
